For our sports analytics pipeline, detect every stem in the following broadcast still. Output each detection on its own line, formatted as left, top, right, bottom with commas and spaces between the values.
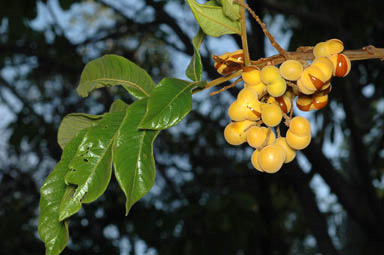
210, 77, 242, 96
238, 0, 288, 57
194, 46, 384, 95
239, 0, 250, 66
192, 70, 242, 94
250, 46, 384, 67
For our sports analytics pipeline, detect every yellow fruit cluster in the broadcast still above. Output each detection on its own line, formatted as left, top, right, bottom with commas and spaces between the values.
296, 39, 351, 111
221, 39, 352, 173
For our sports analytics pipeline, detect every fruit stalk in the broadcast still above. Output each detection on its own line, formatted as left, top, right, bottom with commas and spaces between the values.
238, 0, 250, 66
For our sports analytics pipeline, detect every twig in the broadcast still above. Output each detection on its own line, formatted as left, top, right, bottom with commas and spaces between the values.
238, 0, 250, 66
276, 126, 281, 138
236, 1, 288, 57
261, 128, 273, 148
210, 77, 243, 96
194, 47, 384, 95
192, 70, 242, 94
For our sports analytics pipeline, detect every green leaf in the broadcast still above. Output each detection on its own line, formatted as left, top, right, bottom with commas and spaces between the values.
59, 112, 125, 221
77, 54, 155, 99
186, 0, 241, 37
113, 99, 160, 215
138, 78, 198, 130
57, 113, 102, 149
38, 129, 87, 255
186, 29, 205, 81
109, 99, 129, 113
218, 0, 241, 21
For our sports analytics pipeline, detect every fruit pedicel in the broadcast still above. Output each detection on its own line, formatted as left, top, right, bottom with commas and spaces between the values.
218, 39, 352, 173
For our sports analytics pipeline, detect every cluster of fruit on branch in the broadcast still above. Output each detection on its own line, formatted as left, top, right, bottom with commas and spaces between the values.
215, 39, 352, 173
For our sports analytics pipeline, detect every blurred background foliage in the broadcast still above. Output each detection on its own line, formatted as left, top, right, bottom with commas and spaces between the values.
0, 0, 384, 254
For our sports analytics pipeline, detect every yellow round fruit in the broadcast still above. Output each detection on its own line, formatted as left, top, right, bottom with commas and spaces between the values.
242, 67, 262, 86
258, 144, 286, 173
228, 101, 245, 121
311, 57, 333, 82
244, 82, 266, 98
313, 42, 330, 58
275, 137, 296, 163
279, 60, 303, 81
267, 78, 287, 97
299, 65, 328, 91
286, 129, 311, 150
289, 116, 311, 137
296, 94, 313, 112
327, 53, 351, 77
237, 87, 258, 101
275, 95, 292, 114
312, 93, 328, 110
297, 79, 316, 95
261, 65, 281, 84
313, 39, 344, 58
247, 126, 276, 148
261, 103, 283, 127
224, 120, 255, 145
326, 39, 344, 55
251, 149, 263, 172
228, 88, 261, 121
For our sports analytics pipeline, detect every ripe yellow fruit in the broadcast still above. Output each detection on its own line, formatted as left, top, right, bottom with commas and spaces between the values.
312, 93, 328, 110
228, 88, 261, 121
311, 57, 333, 82
275, 137, 296, 163
242, 67, 262, 86
320, 82, 331, 93
286, 129, 312, 150
300, 65, 329, 91
297, 78, 316, 95
261, 65, 281, 84
296, 94, 314, 112
244, 82, 266, 98
289, 116, 311, 137
261, 66, 286, 97
224, 120, 255, 145
275, 95, 292, 114
313, 42, 329, 58
279, 60, 303, 81
267, 77, 287, 97
326, 39, 344, 55
251, 149, 263, 172
247, 126, 276, 148
261, 103, 283, 127
313, 39, 344, 58
327, 53, 351, 77
258, 144, 286, 173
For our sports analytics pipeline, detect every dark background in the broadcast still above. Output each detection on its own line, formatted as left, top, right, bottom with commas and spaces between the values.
1, 0, 384, 254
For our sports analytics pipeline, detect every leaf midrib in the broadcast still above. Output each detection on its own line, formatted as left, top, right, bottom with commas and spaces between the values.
127, 132, 145, 209
191, 2, 241, 34
83, 78, 151, 97
144, 82, 193, 127
71, 133, 114, 202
